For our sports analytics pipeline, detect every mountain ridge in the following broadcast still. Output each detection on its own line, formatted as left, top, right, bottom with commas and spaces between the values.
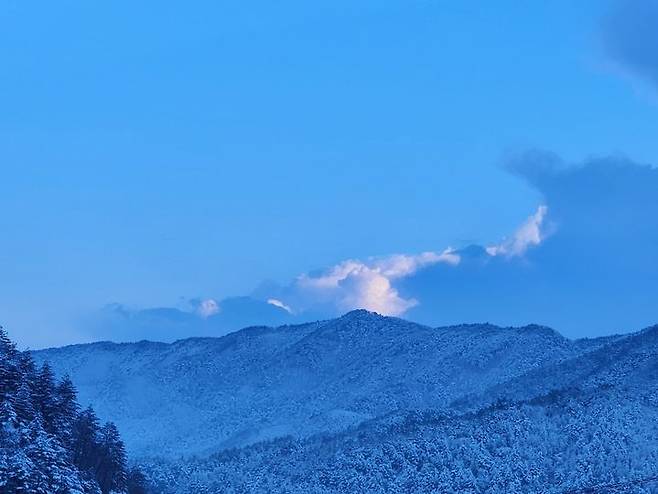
30, 311, 658, 492
41, 310, 583, 352
32, 310, 626, 460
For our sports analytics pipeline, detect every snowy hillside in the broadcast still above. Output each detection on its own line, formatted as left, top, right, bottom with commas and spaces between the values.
36, 310, 606, 459
144, 389, 658, 493
32, 311, 658, 492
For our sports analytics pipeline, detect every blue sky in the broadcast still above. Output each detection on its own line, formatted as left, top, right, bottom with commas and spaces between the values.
2, 1, 658, 347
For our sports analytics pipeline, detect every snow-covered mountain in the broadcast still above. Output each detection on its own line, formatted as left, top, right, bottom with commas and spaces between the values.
35, 310, 610, 459
147, 385, 658, 493
32, 310, 658, 492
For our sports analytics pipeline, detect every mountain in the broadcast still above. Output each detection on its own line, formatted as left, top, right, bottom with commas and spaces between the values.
459, 323, 658, 410
144, 387, 658, 494
33, 311, 658, 492
35, 310, 600, 459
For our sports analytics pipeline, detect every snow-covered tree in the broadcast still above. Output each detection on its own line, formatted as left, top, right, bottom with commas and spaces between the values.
97, 422, 128, 494
0, 326, 20, 400
33, 362, 58, 434
54, 375, 79, 448
0, 327, 148, 494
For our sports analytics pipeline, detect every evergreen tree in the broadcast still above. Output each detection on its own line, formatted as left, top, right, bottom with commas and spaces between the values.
14, 379, 36, 425
0, 328, 133, 494
0, 448, 32, 494
0, 398, 18, 429
127, 466, 150, 494
97, 422, 128, 494
33, 362, 58, 433
0, 326, 20, 400
17, 351, 37, 377
54, 375, 80, 448
17, 352, 38, 395
72, 406, 102, 475
0, 326, 17, 358
25, 423, 85, 494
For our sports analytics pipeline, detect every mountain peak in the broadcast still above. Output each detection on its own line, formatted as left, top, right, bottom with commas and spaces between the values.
339, 309, 383, 321
639, 323, 658, 336
517, 324, 564, 339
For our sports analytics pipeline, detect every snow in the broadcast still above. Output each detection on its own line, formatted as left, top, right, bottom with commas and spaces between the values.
30, 311, 658, 493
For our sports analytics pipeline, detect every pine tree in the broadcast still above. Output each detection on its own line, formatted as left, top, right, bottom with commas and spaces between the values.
17, 351, 36, 377
0, 448, 32, 494
97, 421, 128, 494
17, 352, 38, 395
0, 326, 20, 400
0, 398, 18, 429
0, 326, 18, 359
25, 422, 86, 494
33, 362, 58, 434
14, 379, 36, 425
0, 328, 134, 494
72, 406, 101, 475
127, 466, 150, 494
54, 375, 80, 449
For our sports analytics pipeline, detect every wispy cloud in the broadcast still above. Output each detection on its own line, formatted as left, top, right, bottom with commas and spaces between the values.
194, 298, 220, 318
267, 298, 293, 313
486, 205, 548, 257
280, 203, 548, 317
276, 203, 553, 317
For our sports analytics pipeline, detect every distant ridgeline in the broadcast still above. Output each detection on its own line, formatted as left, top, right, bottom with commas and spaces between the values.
0, 327, 150, 494
33, 311, 658, 493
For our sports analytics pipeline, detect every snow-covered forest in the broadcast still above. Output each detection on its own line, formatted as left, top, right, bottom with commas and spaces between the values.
28, 311, 658, 493
0, 327, 149, 493
144, 396, 658, 493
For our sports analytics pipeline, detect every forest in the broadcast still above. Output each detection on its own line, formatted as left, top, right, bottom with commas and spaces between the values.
0, 327, 149, 494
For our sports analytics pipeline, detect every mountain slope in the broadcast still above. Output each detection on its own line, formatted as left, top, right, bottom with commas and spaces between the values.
145, 392, 658, 494
458, 323, 658, 411
35, 310, 601, 459
140, 322, 658, 493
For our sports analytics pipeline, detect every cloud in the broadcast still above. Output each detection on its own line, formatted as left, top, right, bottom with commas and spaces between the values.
602, 0, 658, 88
80, 296, 294, 343
486, 205, 549, 257
507, 150, 658, 261
270, 206, 552, 318
265, 151, 658, 337
288, 250, 461, 317
80, 152, 658, 341
192, 298, 220, 318
403, 152, 658, 337
330, 265, 417, 316
267, 298, 292, 313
